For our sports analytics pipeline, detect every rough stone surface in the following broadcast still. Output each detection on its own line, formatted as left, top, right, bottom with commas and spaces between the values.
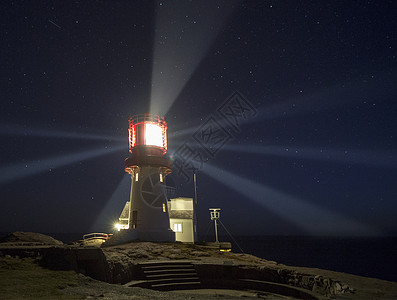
0, 231, 63, 245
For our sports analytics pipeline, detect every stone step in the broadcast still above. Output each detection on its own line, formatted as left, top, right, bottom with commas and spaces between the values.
139, 261, 193, 266
146, 277, 200, 284
137, 260, 202, 291
143, 268, 196, 274
141, 264, 194, 270
151, 281, 202, 291
145, 272, 197, 279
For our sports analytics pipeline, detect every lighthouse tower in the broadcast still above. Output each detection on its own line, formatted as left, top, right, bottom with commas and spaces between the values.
123, 114, 175, 242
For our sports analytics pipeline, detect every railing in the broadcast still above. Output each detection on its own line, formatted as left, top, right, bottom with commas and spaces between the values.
128, 113, 167, 127
83, 233, 113, 241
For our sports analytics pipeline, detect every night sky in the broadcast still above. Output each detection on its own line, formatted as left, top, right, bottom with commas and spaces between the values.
1, 1, 396, 237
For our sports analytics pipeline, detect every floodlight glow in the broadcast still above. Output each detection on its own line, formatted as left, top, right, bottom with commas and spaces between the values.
145, 123, 163, 147
115, 223, 129, 231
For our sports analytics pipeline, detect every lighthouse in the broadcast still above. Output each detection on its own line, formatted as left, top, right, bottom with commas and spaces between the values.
121, 114, 175, 242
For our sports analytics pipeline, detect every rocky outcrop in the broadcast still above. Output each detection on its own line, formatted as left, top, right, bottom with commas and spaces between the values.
0, 231, 63, 246
101, 242, 351, 298
1, 232, 396, 299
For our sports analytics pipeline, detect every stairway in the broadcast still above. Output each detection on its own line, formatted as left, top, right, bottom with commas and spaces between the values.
128, 261, 201, 291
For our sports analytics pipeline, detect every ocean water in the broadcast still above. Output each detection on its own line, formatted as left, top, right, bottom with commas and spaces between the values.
227, 236, 397, 283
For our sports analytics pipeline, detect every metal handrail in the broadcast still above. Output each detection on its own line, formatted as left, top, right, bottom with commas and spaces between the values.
83, 233, 112, 240
128, 113, 167, 126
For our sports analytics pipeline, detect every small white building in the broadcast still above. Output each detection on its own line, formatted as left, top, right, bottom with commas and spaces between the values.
168, 197, 196, 243
115, 197, 196, 243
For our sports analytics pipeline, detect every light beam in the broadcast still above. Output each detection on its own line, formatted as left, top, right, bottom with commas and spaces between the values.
202, 163, 381, 236
89, 175, 131, 232
244, 73, 396, 125
0, 145, 125, 184
222, 144, 397, 169
0, 125, 124, 142
150, 0, 237, 115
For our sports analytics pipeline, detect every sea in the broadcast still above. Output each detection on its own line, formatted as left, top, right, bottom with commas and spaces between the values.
2, 232, 396, 283
226, 236, 397, 283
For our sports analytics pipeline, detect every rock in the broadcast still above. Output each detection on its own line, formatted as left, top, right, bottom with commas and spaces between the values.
342, 284, 355, 293
335, 282, 342, 293
314, 275, 322, 281
151, 248, 163, 255
169, 248, 182, 254
129, 249, 149, 259
191, 251, 210, 257
0, 232, 63, 245
300, 275, 313, 289
4, 236, 393, 299
277, 269, 285, 275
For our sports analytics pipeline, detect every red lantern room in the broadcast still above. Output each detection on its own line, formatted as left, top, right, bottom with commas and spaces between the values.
125, 114, 171, 175
128, 114, 168, 156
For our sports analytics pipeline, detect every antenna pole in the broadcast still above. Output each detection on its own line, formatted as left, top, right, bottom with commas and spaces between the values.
209, 208, 221, 244
193, 169, 198, 241
193, 169, 198, 206
214, 218, 219, 243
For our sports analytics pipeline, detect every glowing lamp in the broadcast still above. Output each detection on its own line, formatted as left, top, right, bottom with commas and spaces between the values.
145, 123, 163, 147
128, 114, 168, 154
115, 223, 129, 231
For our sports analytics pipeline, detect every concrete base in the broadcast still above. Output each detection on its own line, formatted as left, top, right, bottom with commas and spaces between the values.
105, 229, 175, 246
201, 242, 232, 251
131, 228, 175, 243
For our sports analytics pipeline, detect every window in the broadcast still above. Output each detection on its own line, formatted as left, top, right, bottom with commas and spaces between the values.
173, 223, 182, 232
162, 203, 166, 213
